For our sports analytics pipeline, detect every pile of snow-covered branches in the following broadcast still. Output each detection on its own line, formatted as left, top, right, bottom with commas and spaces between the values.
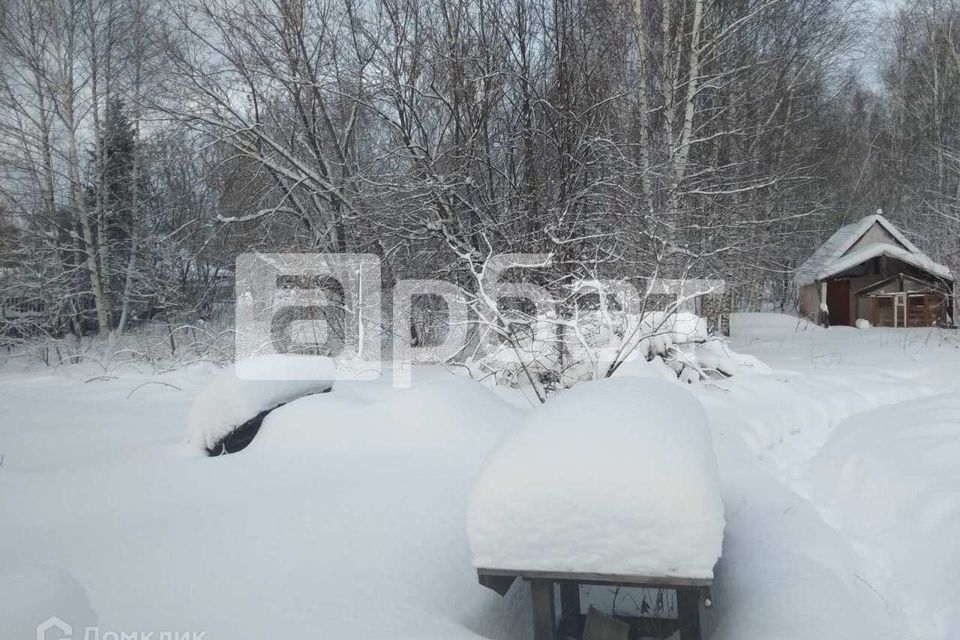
463, 307, 767, 393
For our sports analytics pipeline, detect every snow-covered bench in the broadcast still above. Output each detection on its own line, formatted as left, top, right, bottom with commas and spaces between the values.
468, 377, 724, 640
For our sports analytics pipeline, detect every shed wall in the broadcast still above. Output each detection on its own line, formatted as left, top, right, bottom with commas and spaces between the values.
799, 284, 820, 321
847, 275, 885, 322
845, 223, 907, 255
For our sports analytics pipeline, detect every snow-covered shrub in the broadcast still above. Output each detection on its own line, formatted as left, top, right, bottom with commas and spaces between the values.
464, 306, 762, 394
464, 314, 562, 389
0, 314, 236, 373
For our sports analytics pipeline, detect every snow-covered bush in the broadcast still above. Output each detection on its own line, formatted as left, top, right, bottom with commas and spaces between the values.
464, 307, 762, 394
0, 314, 236, 373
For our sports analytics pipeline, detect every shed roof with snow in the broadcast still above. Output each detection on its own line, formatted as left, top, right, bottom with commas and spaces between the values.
795, 213, 953, 287
796, 213, 955, 327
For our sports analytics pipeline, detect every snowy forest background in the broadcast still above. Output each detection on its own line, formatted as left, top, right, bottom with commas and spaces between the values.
1, 0, 959, 354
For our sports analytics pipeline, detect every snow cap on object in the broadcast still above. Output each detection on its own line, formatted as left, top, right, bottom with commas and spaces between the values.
250, 372, 520, 455
795, 213, 952, 286
185, 354, 336, 453
468, 376, 724, 579
816, 244, 952, 283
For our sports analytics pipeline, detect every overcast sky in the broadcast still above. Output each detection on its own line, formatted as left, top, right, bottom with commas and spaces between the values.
853, 0, 909, 90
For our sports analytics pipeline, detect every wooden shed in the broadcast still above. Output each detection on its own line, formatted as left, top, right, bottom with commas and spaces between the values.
796, 213, 955, 327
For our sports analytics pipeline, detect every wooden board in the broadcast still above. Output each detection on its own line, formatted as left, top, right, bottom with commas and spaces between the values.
582, 608, 630, 640
530, 579, 556, 640
677, 588, 703, 640
476, 568, 712, 589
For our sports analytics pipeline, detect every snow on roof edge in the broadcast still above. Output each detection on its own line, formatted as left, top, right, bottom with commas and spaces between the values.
800, 244, 953, 286
796, 214, 950, 286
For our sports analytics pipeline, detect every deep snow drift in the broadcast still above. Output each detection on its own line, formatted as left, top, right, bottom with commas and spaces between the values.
3, 313, 960, 640
700, 313, 960, 640
807, 395, 960, 638
1, 367, 526, 640
185, 354, 335, 454
469, 377, 724, 579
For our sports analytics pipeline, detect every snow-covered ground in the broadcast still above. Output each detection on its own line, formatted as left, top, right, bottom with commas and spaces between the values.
2, 313, 959, 639
703, 314, 960, 640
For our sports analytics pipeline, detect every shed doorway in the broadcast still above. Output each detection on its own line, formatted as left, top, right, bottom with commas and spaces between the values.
827, 280, 851, 326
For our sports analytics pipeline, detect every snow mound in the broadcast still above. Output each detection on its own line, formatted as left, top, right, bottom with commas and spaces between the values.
806, 395, 960, 637
468, 377, 725, 579
695, 340, 772, 377
185, 355, 336, 454
252, 372, 520, 455
0, 564, 98, 638
729, 312, 822, 338
608, 354, 684, 381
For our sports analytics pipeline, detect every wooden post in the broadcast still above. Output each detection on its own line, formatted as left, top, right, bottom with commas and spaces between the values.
530, 579, 557, 640
820, 281, 829, 327
677, 589, 702, 640
559, 582, 581, 620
